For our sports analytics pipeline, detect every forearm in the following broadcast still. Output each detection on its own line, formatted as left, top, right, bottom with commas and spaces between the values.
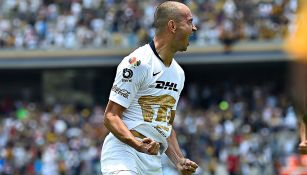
166, 129, 185, 166
104, 112, 140, 149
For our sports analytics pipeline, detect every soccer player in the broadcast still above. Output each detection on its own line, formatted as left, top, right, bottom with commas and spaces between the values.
101, 1, 198, 174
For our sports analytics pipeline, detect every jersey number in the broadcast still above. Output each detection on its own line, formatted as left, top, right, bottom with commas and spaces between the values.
138, 95, 176, 128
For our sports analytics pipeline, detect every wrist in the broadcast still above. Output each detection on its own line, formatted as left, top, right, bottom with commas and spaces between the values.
176, 157, 186, 167
128, 138, 144, 152
134, 140, 143, 152
121, 136, 140, 149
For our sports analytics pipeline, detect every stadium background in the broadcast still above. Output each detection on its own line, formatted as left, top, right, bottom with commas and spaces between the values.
0, 0, 306, 175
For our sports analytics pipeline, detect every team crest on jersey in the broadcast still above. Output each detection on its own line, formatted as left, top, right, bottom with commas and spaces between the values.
122, 68, 133, 82
128, 57, 141, 67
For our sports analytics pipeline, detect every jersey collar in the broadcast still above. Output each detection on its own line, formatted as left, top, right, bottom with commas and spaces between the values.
149, 40, 165, 64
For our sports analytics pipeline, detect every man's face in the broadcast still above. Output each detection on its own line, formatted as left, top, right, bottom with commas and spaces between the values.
174, 8, 197, 52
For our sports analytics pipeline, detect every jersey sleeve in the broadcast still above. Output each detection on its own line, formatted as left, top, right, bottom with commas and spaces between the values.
109, 56, 148, 108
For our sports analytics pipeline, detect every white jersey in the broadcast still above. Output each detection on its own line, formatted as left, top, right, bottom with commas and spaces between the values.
109, 41, 185, 151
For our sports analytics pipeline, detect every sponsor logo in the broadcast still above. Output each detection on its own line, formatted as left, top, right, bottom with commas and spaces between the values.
111, 85, 130, 99
122, 68, 133, 82
123, 68, 133, 78
151, 81, 178, 92
129, 57, 141, 67
153, 71, 161, 76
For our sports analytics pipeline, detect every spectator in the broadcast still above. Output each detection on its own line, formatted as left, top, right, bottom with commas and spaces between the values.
0, 0, 298, 49
0, 81, 300, 175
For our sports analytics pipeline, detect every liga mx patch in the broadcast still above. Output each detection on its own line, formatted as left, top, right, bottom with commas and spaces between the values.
122, 68, 133, 82
129, 57, 141, 67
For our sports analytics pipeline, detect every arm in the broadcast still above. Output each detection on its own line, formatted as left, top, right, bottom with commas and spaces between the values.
104, 100, 160, 155
165, 110, 198, 174
166, 127, 184, 166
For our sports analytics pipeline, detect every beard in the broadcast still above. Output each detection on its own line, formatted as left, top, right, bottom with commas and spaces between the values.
178, 46, 188, 52
173, 33, 190, 52
178, 40, 189, 52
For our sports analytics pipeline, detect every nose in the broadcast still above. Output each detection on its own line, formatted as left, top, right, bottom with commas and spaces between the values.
192, 24, 197, 32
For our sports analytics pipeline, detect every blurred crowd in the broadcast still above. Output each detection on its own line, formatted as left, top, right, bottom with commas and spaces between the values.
167, 81, 299, 175
0, 81, 300, 175
0, 0, 298, 50
0, 101, 106, 175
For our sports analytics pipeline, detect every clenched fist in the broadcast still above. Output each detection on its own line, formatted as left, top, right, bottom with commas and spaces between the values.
136, 137, 160, 155
176, 158, 198, 175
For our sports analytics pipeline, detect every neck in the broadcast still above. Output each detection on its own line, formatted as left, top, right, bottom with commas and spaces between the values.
153, 36, 176, 67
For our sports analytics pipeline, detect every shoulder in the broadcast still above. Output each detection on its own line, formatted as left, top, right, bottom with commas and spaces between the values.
172, 59, 185, 85
172, 59, 185, 76
120, 44, 152, 70
118, 44, 152, 75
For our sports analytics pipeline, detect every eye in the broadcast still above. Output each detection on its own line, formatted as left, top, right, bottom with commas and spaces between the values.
188, 19, 193, 25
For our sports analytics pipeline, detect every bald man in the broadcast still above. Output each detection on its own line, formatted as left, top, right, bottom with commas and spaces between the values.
100, 1, 198, 174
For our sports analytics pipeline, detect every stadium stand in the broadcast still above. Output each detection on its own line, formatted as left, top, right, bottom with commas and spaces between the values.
0, 0, 297, 50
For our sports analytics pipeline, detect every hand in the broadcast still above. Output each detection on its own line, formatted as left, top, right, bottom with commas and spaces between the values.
136, 137, 160, 155
176, 158, 198, 175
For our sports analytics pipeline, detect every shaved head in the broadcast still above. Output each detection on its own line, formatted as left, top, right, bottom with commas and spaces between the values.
152, 0, 197, 54
153, 1, 188, 34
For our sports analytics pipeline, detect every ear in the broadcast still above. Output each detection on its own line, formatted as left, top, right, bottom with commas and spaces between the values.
167, 20, 176, 33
